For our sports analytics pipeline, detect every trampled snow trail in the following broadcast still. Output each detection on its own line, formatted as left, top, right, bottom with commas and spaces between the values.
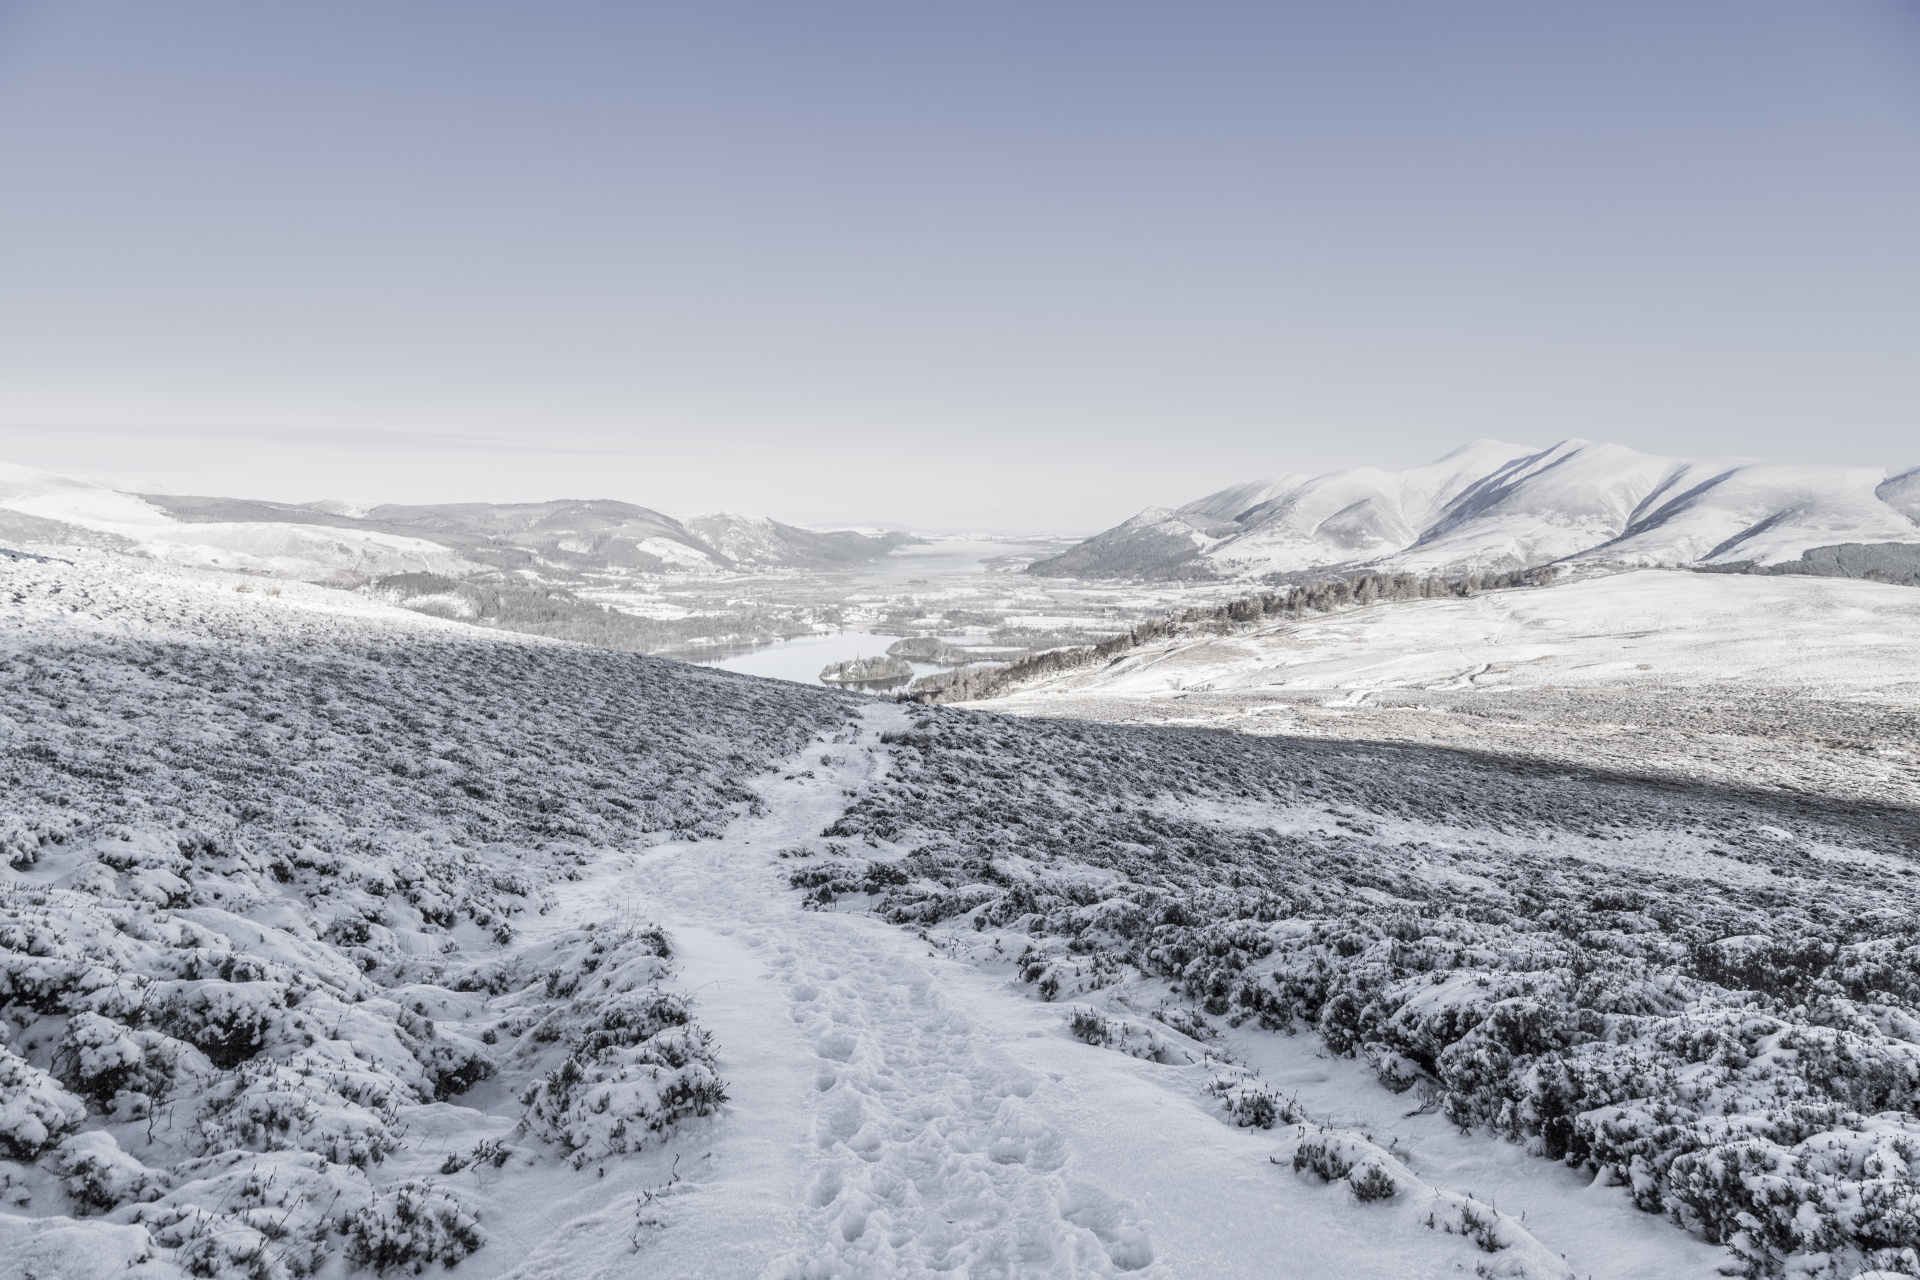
488, 705, 1719, 1280
561, 709, 1158, 1277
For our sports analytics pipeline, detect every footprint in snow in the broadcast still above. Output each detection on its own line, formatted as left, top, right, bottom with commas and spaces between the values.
761, 926, 1156, 1277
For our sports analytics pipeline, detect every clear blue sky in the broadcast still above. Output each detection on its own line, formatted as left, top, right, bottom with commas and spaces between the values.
1, 2, 1916, 529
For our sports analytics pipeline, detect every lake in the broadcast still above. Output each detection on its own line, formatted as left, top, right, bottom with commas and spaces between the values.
693, 630, 902, 685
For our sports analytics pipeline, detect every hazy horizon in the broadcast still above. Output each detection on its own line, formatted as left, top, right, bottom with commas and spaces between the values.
1, 2, 1916, 530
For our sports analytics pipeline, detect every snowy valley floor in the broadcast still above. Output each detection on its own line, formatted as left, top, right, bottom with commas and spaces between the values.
4, 554, 1920, 1279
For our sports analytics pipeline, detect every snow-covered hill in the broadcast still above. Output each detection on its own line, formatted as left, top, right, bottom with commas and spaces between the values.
977, 568, 1920, 809
0, 462, 915, 583
6, 547, 1920, 1278
1033, 440, 1920, 581
142, 492, 917, 577
0, 464, 479, 582
679, 512, 921, 569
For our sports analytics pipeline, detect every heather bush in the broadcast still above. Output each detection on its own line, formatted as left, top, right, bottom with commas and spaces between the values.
345, 1181, 483, 1275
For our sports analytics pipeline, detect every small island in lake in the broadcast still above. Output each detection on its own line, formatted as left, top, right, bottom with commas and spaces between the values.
819, 654, 913, 690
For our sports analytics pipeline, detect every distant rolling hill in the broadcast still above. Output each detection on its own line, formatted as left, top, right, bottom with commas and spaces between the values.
1033, 439, 1920, 582
143, 494, 921, 575
0, 461, 916, 583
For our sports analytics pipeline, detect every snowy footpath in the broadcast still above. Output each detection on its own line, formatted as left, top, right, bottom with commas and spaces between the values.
445, 706, 1723, 1280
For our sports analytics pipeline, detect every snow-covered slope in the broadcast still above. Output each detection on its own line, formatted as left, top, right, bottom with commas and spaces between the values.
988, 569, 1920, 713
0, 550, 855, 1278
1884, 467, 1920, 523
1034, 440, 1920, 581
679, 512, 920, 569
6, 547, 1920, 1278
138, 492, 735, 575
143, 493, 917, 577
0, 462, 917, 584
0, 464, 476, 581
978, 567, 1920, 813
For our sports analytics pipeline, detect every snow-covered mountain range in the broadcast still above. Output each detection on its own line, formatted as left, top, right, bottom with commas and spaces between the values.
1033, 439, 1920, 581
0, 462, 916, 583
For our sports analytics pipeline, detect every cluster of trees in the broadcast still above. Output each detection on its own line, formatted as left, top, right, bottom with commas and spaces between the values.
1699, 542, 1920, 588
819, 655, 913, 688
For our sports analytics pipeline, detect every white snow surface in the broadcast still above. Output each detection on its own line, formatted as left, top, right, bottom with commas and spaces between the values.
0, 550, 1744, 1278
1055, 438, 1920, 579
992, 570, 1920, 704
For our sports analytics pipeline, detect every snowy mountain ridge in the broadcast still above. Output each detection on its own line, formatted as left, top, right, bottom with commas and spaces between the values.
1033, 438, 1920, 581
0, 462, 916, 583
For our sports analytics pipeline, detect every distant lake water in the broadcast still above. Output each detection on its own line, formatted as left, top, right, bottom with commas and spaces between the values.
693, 631, 900, 686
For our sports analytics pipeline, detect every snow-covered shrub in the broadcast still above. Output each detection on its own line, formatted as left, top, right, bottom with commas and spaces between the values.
0, 1042, 86, 1158
155, 1207, 278, 1280
1347, 1159, 1398, 1202
1067, 1006, 1110, 1046
438, 1137, 514, 1175
519, 989, 725, 1166
1360, 1041, 1424, 1095
416, 1032, 495, 1102
345, 1181, 483, 1274
1063, 1005, 1185, 1064
57, 1011, 184, 1107
1291, 1131, 1403, 1203
1293, 1131, 1359, 1182
130, 1150, 363, 1279
1151, 1005, 1214, 1041
195, 1059, 399, 1168
788, 857, 904, 906
57, 1130, 164, 1212
0, 815, 61, 871
1208, 1072, 1296, 1129
150, 980, 285, 1068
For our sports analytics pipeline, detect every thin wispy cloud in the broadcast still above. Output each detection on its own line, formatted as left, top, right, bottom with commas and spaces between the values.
0, 420, 720, 459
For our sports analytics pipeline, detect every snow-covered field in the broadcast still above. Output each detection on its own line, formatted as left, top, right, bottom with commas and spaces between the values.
1013, 571, 1920, 697
985, 570, 1920, 809
5, 550, 1920, 1278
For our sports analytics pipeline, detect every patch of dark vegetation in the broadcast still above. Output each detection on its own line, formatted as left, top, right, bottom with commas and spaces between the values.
1700, 542, 1920, 587
829, 705, 1920, 1277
